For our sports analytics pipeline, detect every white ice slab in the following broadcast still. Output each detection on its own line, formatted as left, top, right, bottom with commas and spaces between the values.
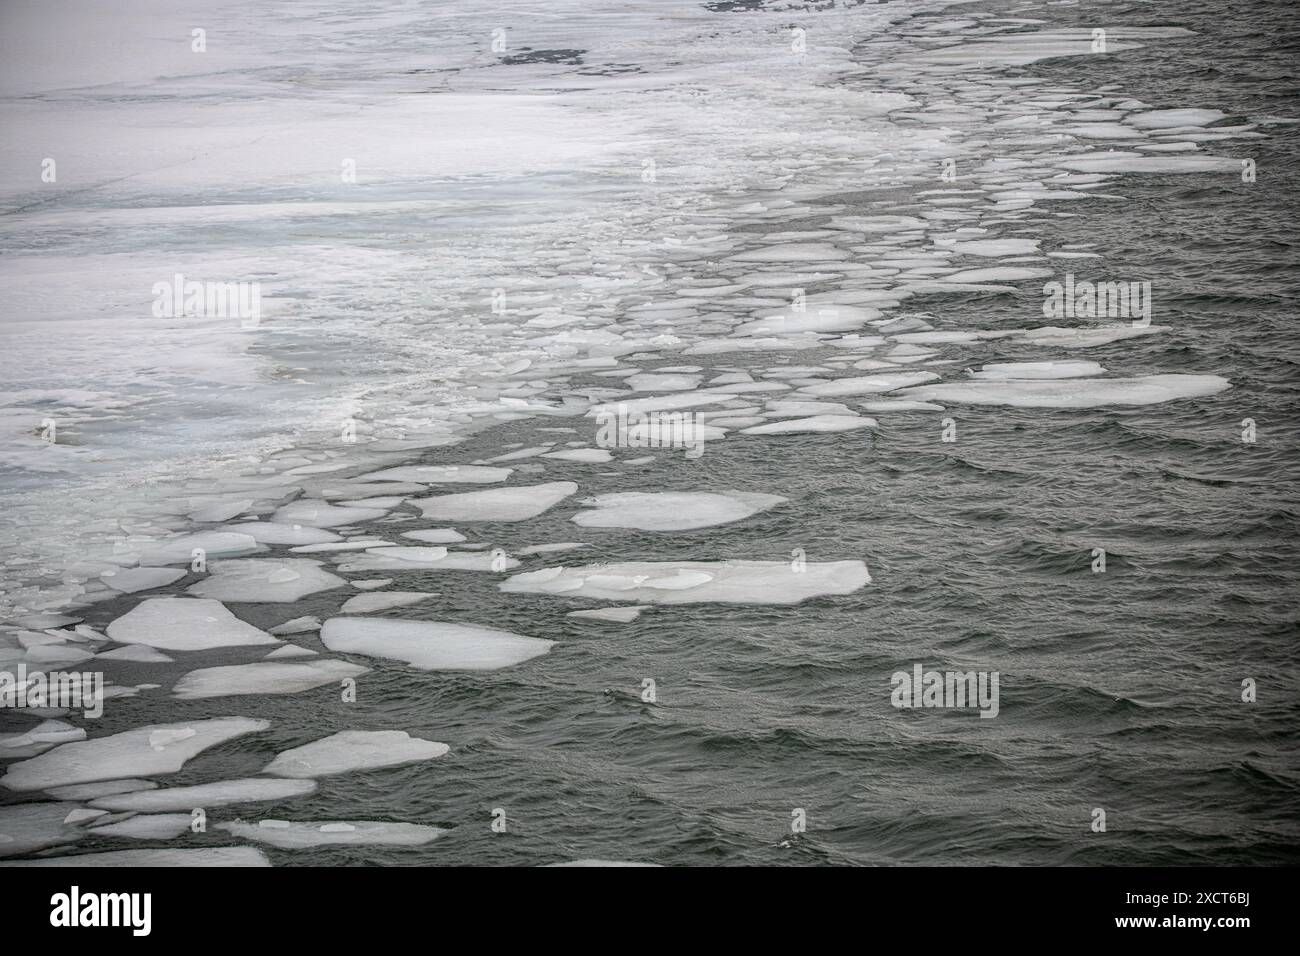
740, 415, 877, 435
321, 617, 554, 671
217, 818, 447, 849
501, 560, 870, 605
262, 730, 449, 778
6, 847, 270, 866
106, 598, 278, 651
572, 491, 786, 531
412, 482, 578, 522
273, 500, 387, 528
899, 374, 1230, 407
187, 559, 347, 602
358, 465, 513, 483
2, 717, 270, 791
99, 567, 186, 594
172, 659, 369, 699
340, 591, 433, 614
90, 777, 317, 812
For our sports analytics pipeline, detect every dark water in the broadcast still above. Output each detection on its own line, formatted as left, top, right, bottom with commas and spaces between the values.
4, 0, 1298, 865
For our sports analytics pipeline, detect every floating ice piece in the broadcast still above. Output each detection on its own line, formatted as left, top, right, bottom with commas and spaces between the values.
0, 721, 86, 759
223, 523, 340, 546
940, 238, 1041, 256
401, 529, 466, 544
501, 560, 870, 605
541, 448, 614, 463
358, 465, 512, 483
475, 446, 554, 464
137, 532, 261, 566
262, 730, 449, 778
99, 567, 186, 594
1125, 108, 1228, 129
321, 618, 554, 671
412, 482, 578, 522
1057, 154, 1239, 174
968, 361, 1106, 379
317, 481, 426, 500
172, 659, 368, 700
546, 859, 662, 867
734, 306, 879, 337
340, 591, 433, 614
273, 501, 386, 528
106, 598, 278, 651
899, 374, 1230, 408
45, 779, 157, 801
217, 819, 447, 849
828, 215, 928, 233
6, 847, 270, 866
268, 616, 321, 635
90, 813, 192, 840
289, 538, 392, 553
188, 559, 347, 603
572, 491, 786, 532
1015, 324, 1169, 348
799, 372, 940, 397
90, 777, 316, 812
0, 802, 82, 857
2, 717, 270, 791
859, 400, 945, 412
627, 373, 702, 392
97, 644, 174, 663
741, 415, 877, 435
336, 550, 517, 573
939, 267, 1053, 283
567, 606, 649, 623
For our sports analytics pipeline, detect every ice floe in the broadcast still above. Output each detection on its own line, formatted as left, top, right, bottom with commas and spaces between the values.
106, 598, 278, 651
572, 491, 785, 531
899, 374, 1231, 407
2, 717, 270, 791
501, 560, 870, 605
359, 465, 512, 483
187, 559, 347, 603
172, 659, 368, 699
217, 818, 446, 849
89, 777, 317, 812
412, 482, 578, 522
321, 617, 554, 671
740, 415, 877, 435
262, 730, 449, 778
5, 847, 270, 866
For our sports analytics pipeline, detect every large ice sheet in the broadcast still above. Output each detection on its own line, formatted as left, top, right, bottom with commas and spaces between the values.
90, 778, 317, 812
106, 598, 278, 651
572, 491, 786, 531
501, 560, 870, 605
321, 617, 554, 671
2, 717, 270, 791
899, 374, 1231, 407
263, 730, 449, 778
172, 659, 369, 699
217, 818, 446, 848
187, 559, 347, 602
412, 482, 578, 522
